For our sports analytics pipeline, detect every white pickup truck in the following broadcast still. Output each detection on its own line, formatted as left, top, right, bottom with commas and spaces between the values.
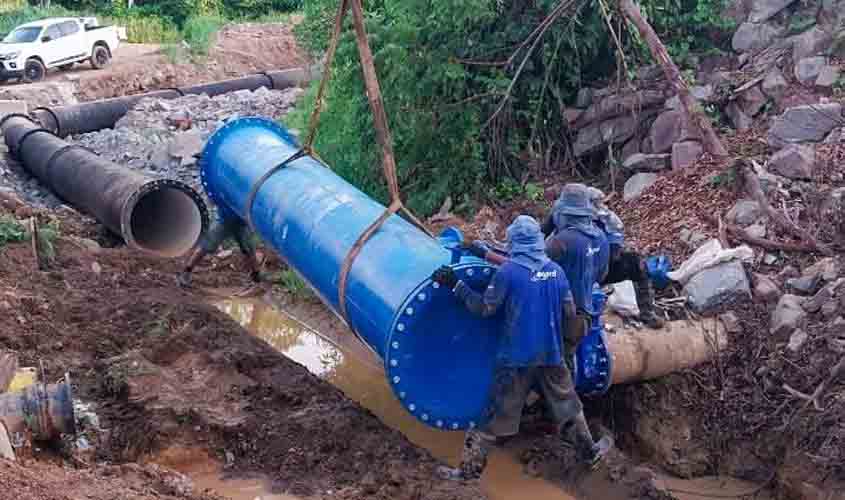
0, 17, 121, 83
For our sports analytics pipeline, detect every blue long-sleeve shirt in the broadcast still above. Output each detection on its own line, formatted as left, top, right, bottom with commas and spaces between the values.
453, 260, 572, 367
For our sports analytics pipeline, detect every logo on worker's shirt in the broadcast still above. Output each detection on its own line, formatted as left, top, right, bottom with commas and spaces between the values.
532, 270, 558, 281
586, 246, 600, 256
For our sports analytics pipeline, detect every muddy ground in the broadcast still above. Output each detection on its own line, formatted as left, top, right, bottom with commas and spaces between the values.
0, 208, 486, 500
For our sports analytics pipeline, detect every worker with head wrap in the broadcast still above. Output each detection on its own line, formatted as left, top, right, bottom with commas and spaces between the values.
431, 215, 611, 482
543, 185, 610, 364
542, 184, 664, 328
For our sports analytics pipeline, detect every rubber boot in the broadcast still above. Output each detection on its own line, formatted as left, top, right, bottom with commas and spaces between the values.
570, 413, 613, 469
635, 279, 664, 329
437, 430, 492, 482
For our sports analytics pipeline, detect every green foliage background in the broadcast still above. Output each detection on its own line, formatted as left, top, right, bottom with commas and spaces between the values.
291, 0, 731, 216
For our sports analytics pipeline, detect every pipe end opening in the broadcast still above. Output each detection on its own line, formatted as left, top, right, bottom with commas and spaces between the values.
124, 180, 208, 258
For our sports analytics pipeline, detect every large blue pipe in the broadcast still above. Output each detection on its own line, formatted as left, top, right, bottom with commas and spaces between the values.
199, 117, 611, 430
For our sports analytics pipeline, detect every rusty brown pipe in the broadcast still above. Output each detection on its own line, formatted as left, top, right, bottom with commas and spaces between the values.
1, 114, 208, 258
607, 319, 728, 385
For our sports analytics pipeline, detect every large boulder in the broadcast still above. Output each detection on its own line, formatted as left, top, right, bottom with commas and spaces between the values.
623, 153, 670, 172
794, 56, 828, 85
770, 294, 807, 336
727, 199, 763, 226
748, 0, 795, 22
732, 22, 785, 53
573, 114, 640, 157
649, 111, 695, 153
624, 173, 659, 202
792, 27, 834, 61
767, 103, 843, 148
816, 65, 841, 88
684, 260, 751, 313
762, 67, 788, 100
737, 86, 768, 117
726, 102, 754, 131
767, 145, 815, 179
671, 141, 703, 170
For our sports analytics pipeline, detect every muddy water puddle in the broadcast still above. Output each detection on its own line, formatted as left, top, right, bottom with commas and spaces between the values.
216, 297, 576, 500
215, 297, 771, 500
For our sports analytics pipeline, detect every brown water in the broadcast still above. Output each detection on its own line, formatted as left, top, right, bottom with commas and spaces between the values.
214, 296, 771, 500
216, 297, 577, 500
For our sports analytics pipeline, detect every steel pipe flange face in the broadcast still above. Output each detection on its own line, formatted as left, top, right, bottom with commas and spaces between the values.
386, 262, 497, 431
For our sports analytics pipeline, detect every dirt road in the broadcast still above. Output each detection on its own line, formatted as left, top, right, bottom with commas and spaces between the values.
0, 22, 309, 104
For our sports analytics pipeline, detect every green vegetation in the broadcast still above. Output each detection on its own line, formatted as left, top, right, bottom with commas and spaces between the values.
292, 0, 732, 216
0, 216, 26, 247
272, 268, 312, 299
182, 13, 224, 54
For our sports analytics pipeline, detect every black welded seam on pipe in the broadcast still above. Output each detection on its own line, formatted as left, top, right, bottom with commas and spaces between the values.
12, 127, 53, 157
30, 107, 59, 134
0, 113, 32, 130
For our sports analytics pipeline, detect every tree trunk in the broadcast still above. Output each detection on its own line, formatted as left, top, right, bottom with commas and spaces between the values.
619, 0, 728, 158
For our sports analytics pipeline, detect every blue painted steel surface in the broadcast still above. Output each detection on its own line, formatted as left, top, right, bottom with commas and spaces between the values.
573, 286, 612, 395
200, 117, 613, 430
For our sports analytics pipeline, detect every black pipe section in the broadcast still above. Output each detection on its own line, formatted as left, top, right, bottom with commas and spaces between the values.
30, 68, 310, 137
1, 115, 209, 258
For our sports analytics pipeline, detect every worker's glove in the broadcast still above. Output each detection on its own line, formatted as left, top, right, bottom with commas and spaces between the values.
464, 240, 490, 259
432, 265, 459, 290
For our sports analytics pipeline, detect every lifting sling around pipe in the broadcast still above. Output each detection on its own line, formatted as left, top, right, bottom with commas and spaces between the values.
199, 117, 615, 430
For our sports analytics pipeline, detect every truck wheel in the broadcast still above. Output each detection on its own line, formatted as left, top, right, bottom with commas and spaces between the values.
90, 45, 111, 70
23, 59, 46, 83
59, 63, 74, 71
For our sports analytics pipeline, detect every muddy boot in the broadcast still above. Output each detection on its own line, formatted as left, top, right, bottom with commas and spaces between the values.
635, 279, 664, 329
437, 430, 492, 482
570, 413, 612, 469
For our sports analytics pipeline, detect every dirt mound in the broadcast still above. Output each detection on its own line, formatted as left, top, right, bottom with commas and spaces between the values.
0, 459, 221, 500
0, 208, 481, 500
75, 23, 310, 102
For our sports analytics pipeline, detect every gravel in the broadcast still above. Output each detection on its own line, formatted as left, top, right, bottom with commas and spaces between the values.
0, 86, 302, 211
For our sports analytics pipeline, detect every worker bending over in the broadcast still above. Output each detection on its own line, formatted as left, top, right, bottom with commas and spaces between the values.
178, 215, 262, 287
432, 215, 611, 482
543, 183, 664, 328
543, 186, 609, 365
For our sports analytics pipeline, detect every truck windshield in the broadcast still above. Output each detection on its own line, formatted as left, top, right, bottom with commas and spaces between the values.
2, 27, 42, 43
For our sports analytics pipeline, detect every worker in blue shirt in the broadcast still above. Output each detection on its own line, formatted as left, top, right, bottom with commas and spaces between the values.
431, 215, 611, 482
543, 184, 664, 328
543, 186, 609, 365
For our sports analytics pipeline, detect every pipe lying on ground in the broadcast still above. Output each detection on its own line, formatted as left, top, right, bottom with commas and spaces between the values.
198, 117, 728, 430
1, 115, 208, 257
0, 375, 75, 440
31, 68, 310, 137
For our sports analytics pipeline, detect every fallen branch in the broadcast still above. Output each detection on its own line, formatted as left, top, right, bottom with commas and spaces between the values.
782, 357, 845, 411
740, 161, 832, 255
717, 215, 728, 248
618, 0, 728, 158
704, 214, 819, 253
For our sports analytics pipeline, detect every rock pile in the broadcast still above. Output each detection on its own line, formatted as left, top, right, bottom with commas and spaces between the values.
74, 87, 302, 189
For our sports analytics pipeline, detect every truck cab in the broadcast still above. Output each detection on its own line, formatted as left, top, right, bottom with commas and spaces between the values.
0, 17, 120, 83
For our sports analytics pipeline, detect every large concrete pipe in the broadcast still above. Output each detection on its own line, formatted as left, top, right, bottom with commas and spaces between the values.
1, 115, 208, 257
31, 68, 309, 137
0, 375, 75, 440
199, 117, 728, 430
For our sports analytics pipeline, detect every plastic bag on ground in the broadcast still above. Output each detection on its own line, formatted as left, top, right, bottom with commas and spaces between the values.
606, 280, 640, 317
667, 239, 754, 285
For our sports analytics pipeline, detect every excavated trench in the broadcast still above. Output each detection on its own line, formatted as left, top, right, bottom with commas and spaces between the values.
206, 295, 772, 500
